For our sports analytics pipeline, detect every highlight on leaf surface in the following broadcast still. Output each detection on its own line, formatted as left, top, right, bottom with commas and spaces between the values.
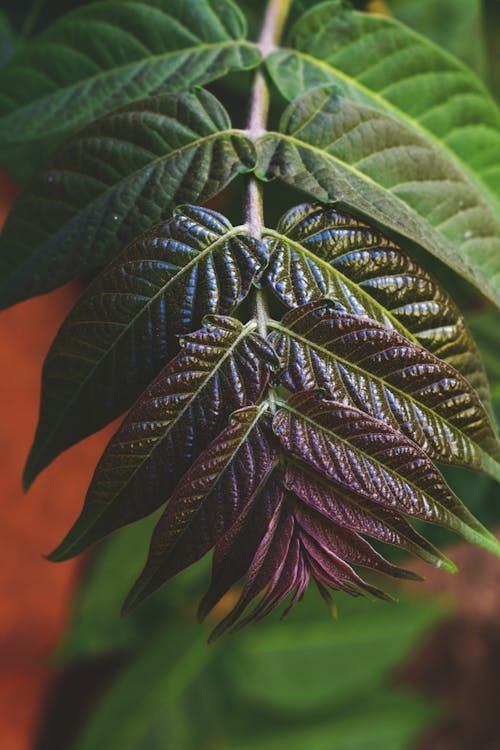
256, 85, 500, 307
48, 317, 277, 562
25, 205, 266, 488
263, 202, 491, 406
35, 200, 500, 634
1, 0, 498, 641
269, 299, 500, 478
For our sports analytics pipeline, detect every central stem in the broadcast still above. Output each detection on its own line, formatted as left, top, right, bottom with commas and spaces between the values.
245, 0, 291, 234
245, 0, 291, 337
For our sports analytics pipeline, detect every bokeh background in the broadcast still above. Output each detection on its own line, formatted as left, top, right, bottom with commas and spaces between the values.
0, 1, 499, 749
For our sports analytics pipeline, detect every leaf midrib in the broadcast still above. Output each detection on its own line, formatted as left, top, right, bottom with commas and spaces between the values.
31, 225, 250, 470
262, 227, 419, 344
0, 39, 258, 143
259, 130, 494, 298
126, 403, 271, 608
269, 317, 498, 473
286, 459, 451, 570
276, 46, 500, 217
65, 320, 259, 554
277, 398, 482, 534
7, 128, 246, 270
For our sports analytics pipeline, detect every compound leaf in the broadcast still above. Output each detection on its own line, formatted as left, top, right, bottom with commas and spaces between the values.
0, 88, 255, 309
0, 0, 260, 180
49, 317, 277, 561
256, 86, 500, 307
25, 205, 266, 487
270, 300, 500, 479
263, 202, 490, 403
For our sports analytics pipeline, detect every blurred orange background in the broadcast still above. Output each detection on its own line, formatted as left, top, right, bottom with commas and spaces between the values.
0, 172, 115, 750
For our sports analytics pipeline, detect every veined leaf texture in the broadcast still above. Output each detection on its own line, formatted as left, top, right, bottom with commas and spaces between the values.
0, 0, 499, 633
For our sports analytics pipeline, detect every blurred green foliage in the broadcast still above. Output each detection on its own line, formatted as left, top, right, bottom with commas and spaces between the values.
58, 516, 445, 750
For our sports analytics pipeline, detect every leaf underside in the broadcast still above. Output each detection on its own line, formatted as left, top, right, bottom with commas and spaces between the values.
25, 205, 266, 487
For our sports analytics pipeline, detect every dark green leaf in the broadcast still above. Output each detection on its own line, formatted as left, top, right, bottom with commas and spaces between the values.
273, 390, 500, 555
0, 0, 260, 180
263, 202, 491, 403
230, 692, 436, 750
124, 403, 278, 612
267, 1, 500, 215
49, 317, 277, 561
0, 11, 14, 66
0, 88, 255, 309
25, 205, 266, 487
270, 300, 500, 478
72, 621, 216, 750
231, 595, 444, 712
256, 86, 500, 307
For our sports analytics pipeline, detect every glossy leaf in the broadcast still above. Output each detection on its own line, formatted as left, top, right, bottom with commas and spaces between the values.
0, 88, 255, 309
0, 0, 260, 180
49, 318, 277, 561
256, 86, 500, 307
263, 202, 490, 403
25, 205, 266, 487
209, 484, 412, 639
266, 1, 500, 219
286, 464, 454, 572
270, 300, 500, 478
273, 390, 500, 555
198, 467, 285, 622
124, 403, 278, 613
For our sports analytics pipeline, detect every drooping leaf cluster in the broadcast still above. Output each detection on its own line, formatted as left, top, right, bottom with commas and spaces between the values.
1, 0, 500, 635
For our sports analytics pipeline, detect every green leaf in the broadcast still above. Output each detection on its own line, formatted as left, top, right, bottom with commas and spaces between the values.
48, 318, 277, 562
230, 595, 444, 711
267, 1, 500, 215
72, 621, 217, 750
230, 692, 436, 750
25, 205, 266, 487
468, 312, 500, 393
263, 202, 491, 404
256, 85, 500, 307
274, 390, 500, 556
0, 88, 255, 309
388, 0, 486, 74
0, 11, 14, 67
124, 403, 278, 612
270, 300, 500, 479
0, 0, 260, 180
55, 514, 160, 662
